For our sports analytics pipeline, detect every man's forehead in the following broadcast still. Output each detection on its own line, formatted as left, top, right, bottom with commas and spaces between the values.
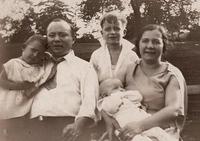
47, 21, 71, 32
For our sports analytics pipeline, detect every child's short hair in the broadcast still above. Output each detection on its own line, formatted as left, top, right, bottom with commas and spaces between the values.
100, 78, 123, 96
100, 11, 127, 29
23, 34, 47, 49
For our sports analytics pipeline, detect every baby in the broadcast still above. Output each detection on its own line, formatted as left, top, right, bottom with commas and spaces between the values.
98, 78, 176, 141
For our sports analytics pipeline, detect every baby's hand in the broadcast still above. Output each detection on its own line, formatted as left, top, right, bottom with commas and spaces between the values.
100, 93, 108, 99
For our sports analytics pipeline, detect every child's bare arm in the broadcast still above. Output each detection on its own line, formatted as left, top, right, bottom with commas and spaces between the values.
0, 67, 35, 90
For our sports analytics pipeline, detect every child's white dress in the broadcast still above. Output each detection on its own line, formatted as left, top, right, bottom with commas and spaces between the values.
0, 58, 54, 119
98, 90, 176, 141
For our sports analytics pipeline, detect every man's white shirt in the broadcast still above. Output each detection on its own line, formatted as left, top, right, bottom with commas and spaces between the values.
31, 50, 99, 120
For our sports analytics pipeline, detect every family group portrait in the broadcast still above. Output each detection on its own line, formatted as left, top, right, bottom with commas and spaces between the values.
0, 0, 200, 141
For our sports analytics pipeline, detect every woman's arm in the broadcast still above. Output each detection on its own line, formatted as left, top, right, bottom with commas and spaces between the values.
120, 76, 181, 139
0, 67, 35, 90
140, 76, 181, 129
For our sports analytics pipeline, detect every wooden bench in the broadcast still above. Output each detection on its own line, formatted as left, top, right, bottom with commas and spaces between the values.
188, 85, 200, 95
182, 85, 200, 141
187, 84, 200, 115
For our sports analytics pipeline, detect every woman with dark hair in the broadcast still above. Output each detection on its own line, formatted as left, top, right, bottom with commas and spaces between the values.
102, 24, 187, 141
118, 24, 187, 141
134, 24, 168, 58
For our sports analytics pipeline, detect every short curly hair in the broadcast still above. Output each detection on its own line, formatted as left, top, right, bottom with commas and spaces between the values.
135, 24, 168, 57
100, 11, 127, 29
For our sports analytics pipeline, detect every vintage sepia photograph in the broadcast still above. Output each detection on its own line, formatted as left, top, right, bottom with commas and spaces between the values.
0, 0, 200, 141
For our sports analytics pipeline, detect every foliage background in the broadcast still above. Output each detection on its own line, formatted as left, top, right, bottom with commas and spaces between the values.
0, 0, 200, 44
0, 1, 200, 141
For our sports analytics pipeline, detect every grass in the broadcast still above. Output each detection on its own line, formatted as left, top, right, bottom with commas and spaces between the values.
2, 41, 199, 85
166, 41, 200, 85
73, 42, 100, 61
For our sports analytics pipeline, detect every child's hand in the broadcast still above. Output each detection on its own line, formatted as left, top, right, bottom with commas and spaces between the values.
21, 81, 35, 90
24, 86, 38, 98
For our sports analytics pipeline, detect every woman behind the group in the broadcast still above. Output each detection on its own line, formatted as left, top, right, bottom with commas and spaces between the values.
90, 11, 138, 84
118, 24, 187, 141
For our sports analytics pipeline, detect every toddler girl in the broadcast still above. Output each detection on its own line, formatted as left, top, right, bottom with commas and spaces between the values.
0, 34, 55, 141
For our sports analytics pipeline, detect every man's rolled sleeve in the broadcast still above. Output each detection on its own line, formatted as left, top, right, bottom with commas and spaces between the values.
75, 65, 99, 121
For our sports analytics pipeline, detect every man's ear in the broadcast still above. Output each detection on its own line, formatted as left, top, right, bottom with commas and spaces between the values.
100, 30, 103, 35
72, 38, 75, 46
123, 29, 127, 37
21, 44, 26, 51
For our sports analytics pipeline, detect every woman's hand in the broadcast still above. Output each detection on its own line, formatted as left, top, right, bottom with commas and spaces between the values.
119, 121, 143, 141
